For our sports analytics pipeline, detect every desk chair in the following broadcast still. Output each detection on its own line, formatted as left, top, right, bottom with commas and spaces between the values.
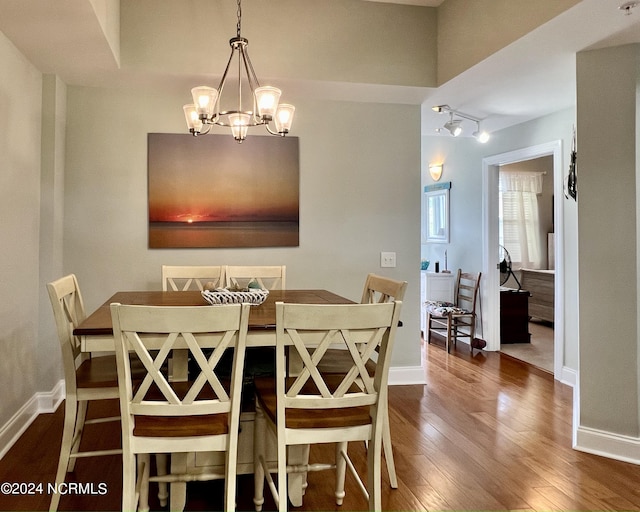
225, 265, 286, 290
110, 302, 250, 512
253, 301, 402, 512
47, 275, 146, 511
161, 265, 225, 291
426, 269, 482, 353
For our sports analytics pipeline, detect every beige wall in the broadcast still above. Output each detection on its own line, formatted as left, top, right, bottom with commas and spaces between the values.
437, 0, 580, 85
63, 86, 422, 369
577, 44, 640, 437
121, 0, 437, 88
0, 30, 43, 427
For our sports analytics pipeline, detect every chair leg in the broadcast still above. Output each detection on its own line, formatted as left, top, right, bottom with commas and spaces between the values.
68, 399, 88, 472
224, 448, 238, 512
446, 316, 453, 353
49, 397, 80, 512
382, 409, 398, 488
367, 431, 383, 512
426, 313, 432, 344
335, 442, 348, 505
253, 405, 266, 512
121, 450, 137, 512
137, 453, 150, 512
277, 433, 288, 512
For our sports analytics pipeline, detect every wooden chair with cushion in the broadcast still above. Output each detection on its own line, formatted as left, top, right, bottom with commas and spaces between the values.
47, 274, 150, 511
252, 300, 402, 512
161, 265, 225, 291
224, 265, 286, 290
426, 269, 482, 353
110, 302, 250, 512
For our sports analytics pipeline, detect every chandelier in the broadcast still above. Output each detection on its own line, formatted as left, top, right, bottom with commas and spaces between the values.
183, 0, 295, 143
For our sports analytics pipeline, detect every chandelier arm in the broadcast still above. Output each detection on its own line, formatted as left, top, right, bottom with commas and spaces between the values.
239, 47, 263, 124
265, 124, 283, 136
210, 45, 239, 124
237, 46, 243, 113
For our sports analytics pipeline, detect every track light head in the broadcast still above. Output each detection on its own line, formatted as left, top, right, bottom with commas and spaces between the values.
443, 114, 462, 136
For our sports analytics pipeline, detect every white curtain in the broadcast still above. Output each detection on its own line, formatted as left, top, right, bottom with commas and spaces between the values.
499, 171, 544, 269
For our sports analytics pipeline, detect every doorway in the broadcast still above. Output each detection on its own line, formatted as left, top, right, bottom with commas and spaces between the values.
498, 156, 554, 372
481, 141, 564, 379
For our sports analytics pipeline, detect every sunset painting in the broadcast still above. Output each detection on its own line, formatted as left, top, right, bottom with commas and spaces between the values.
148, 133, 299, 248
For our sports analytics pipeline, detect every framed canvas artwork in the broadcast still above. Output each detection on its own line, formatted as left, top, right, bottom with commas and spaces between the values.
148, 133, 299, 248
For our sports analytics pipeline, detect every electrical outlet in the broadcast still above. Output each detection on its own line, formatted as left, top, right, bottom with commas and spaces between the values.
380, 251, 396, 268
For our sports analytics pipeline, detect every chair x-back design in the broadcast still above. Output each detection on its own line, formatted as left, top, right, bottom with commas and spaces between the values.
253, 300, 402, 512
110, 302, 250, 512
162, 265, 225, 291
47, 274, 124, 512
225, 265, 286, 290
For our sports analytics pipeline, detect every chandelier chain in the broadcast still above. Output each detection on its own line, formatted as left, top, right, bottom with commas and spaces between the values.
236, 0, 242, 38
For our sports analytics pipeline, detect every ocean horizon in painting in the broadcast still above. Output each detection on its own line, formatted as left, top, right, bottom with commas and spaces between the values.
147, 133, 300, 248
149, 221, 299, 248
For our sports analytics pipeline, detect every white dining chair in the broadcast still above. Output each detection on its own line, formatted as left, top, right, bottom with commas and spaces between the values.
161, 265, 225, 291
318, 273, 407, 489
225, 265, 286, 290
252, 300, 402, 512
47, 275, 151, 511
110, 302, 250, 512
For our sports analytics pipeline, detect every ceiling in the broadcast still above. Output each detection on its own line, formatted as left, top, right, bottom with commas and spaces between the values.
0, 0, 638, 138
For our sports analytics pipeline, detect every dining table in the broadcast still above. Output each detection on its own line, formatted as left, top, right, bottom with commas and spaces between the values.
74, 288, 355, 510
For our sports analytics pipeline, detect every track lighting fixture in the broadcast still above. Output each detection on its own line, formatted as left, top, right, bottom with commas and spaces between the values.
443, 113, 462, 137
432, 104, 490, 143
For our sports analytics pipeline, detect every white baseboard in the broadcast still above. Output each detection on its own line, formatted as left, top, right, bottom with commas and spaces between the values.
559, 365, 577, 387
574, 425, 640, 465
0, 380, 64, 460
389, 365, 426, 385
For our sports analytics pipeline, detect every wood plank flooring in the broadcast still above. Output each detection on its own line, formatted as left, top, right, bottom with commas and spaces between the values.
3, 338, 640, 511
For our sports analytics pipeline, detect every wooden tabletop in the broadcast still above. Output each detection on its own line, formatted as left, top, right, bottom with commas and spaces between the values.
75, 289, 354, 337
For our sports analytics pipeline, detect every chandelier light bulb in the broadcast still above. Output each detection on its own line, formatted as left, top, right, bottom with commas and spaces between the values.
275, 104, 295, 134
229, 113, 250, 142
183, 104, 203, 135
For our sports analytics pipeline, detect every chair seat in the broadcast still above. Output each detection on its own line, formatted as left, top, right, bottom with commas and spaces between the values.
75, 355, 121, 388
254, 376, 372, 430
132, 380, 231, 437
76, 355, 145, 389
425, 300, 470, 317
133, 413, 229, 437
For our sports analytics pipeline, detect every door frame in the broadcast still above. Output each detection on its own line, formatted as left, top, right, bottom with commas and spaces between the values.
481, 140, 564, 378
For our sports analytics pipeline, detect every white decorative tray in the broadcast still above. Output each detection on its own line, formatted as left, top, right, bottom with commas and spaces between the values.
201, 288, 269, 306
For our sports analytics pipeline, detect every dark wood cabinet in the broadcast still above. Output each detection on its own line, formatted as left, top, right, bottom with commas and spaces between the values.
500, 288, 530, 344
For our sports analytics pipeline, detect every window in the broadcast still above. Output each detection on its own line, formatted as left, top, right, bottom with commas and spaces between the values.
499, 171, 544, 269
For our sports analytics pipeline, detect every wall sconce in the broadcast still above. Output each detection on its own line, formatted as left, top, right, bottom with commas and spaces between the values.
429, 163, 443, 181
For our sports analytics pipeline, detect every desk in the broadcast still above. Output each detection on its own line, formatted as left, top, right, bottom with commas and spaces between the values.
75, 289, 354, 509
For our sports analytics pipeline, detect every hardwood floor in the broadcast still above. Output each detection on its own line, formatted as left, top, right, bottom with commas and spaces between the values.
3, 339, 640, 511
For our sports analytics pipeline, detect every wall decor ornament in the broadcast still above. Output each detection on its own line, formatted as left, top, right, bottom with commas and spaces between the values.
148, 133, 299, 248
